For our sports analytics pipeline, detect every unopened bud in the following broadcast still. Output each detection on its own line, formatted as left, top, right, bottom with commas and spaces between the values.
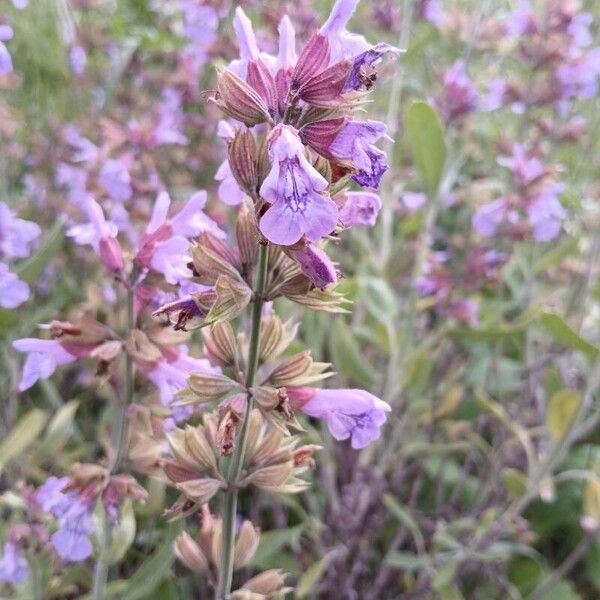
185, 372, 244, 405
202, 321, 238, 367
176, 477, 226, 503
234, 520, 260, 568
298, 59, 352, 107
268, 351, 313, 387
229, 128, 258, 197
174, 531, 209, 574
99, 236, 124, 273
300, 117, 346, 158
238, 569, 287, 595
216, 69, 272, 127
247, 58, 277, 115
289, 244, 337, 289
291, 34, 330, 92
235, 201, 259, 269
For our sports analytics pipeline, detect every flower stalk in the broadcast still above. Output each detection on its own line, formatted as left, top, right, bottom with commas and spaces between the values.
216, 243, 269, 599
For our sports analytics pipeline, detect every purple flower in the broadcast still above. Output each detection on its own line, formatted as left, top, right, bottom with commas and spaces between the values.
69, 45, 86, 76
35, 477, 94, 563
419, 0, 444, 26
0, 25, 14, 76
259, 125, 338, 245
51, 501, 94, 562
498, 144, 545, 186
320, 0, 371, 64
98, 158, 132, 203
438, 60, 478, 122
0, 264, 30, 309
153, 88, 188, 146
555, 48, 600, 100
482, 78, 508, 112
294, 388, 391, 449
568, 13, 593, 49
505, 0, 536, 38
12, 339, 76, 391
0, 542, 28, 584
401, 191, 427, 214
472, 198, 508, 237
215, 160, 245, 206
290, 244, 337, 288
338, 191, 382, 226
343, 42, 401, 92
329, 120, 390, 189
11, 0, 28, 8
180, 1, 219, 47
277, 15, 297, 70
67, 196, 124, 273
0, 202, 41, 259
527, 183, 566, 242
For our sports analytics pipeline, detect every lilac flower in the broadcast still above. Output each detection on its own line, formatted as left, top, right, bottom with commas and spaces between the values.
343, 43, 401, 92
505, 0, 536, 38
11, 0, 28, 8
98, 158, 132, 202
0, 264, 30, 309
0, 542, 28, 584
0, 202, 41, 259
290, 244, 337, 288
567, 13, 593, 49
498, 144, 544, 186
259, 125, 338, 246
329, 120, 390, 189
472, 198, 508, 237
320, 0, 371, 64
180, 1, 219, 46
0, 25, 14, 76
12, 339, 77, 391
153, 88, 188, 147
67, 196, 124, 273
401, 192, 427, 214
63, 125, 99, 164
338, 191, 382, 226
69, 45, 86, 76
229, 7, 275, 79
419, 0, 444, 27
438, 60, 478, 122
555, 48, 600, 100
277, 15, 297, 70
527, 183, 566, 242
482, 78, 508, 112
215, 160, 245, 206
293, 388, 391, 449
36, 477, 94, 563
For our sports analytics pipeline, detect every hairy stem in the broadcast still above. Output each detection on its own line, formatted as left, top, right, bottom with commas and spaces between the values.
92, 283, 135, 600
216, 243, 269, 600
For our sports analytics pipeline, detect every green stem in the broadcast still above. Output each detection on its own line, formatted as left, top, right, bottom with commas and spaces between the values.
92, 283, 135, 600
216, 244, 269, 600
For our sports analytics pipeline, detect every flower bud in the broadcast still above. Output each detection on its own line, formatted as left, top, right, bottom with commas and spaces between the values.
191, 241, 241, 287
202, 321, 238, 367
268, 351, 313, 386
228, 128, 258, 197
99, 236, 124, 273
292, 34, 330, 91
176, 477, 226, 503
215, 69, 272, 127
298, 58, 352, 107
235, 201, 260, 269
185, 372, 244, 405
174, 531, 208, 574
236, 569, 287, 595
300, 117, 347, 157
233, 521, 260, 568
247, 58, 277, 115
289, 244, 338, 289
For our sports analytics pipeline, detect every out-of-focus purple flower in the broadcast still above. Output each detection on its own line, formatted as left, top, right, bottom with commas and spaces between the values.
35, 477, 94, 563
320, 0, 371, 64
67, 196, 124, 273
0, 264, 30, 309
505, 0, 536, 38
153, 88, 188, 146
472, 198, 508, 237
0, 25, 13, 75
329, 120, 390, 189
11, 0, 28, 8
63, 125, 99, 164
69, 45, 86, 76
437, 60, 478, 122
290, 244, 337, 288
419, 0, 444, 26
555, 48, 600, 100
498, 144, 545, 186
567, 12, 593, 49
98, 158, 132, 203
180, 1, 219, 47
482, 78, 508, 111
291, 387, 391, 449
259, 125, 337, 245
338, 190, 382, 226
12, 339, 77, 391
0, 542, 28, 584
0, 202, 41, 259
401, 191, 427, 214
527, 183, 566, 242
449, 298, 479, 326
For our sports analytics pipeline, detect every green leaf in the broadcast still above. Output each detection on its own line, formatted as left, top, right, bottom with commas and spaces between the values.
108, 500, 136, 564
329, 321, 375, 387
383, 494, 419, 532
17, 219, 64, 284
358, 277, 398, 325
251, 525, 304, 569
295, 555, 330, 598
539, 312, 599, 361
405, 100, 447, 198
121, 523, 181, 600
385, 552, 427, 571
535, 237, 579, 273
546, 389, 581, 440
0, 409, 48, 474
35, 400, 79, 458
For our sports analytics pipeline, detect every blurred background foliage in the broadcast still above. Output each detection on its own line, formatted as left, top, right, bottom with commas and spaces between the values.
2, 0, 600, 598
